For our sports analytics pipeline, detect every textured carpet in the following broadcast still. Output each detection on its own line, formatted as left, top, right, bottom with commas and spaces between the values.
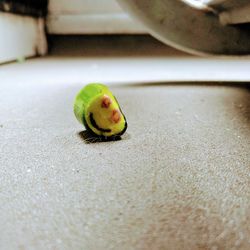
0, 78, 249, 249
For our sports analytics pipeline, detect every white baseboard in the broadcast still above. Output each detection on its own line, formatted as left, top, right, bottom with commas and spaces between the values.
47, 0, 146, 34
0, 13, 47, 64
48, 0, 123, 15
47, 13, 146, 34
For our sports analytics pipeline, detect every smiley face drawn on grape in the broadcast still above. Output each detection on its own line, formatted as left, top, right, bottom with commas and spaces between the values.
74, 83, 127, 138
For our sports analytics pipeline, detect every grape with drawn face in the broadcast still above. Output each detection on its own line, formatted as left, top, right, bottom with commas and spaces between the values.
74, 83, 127, 138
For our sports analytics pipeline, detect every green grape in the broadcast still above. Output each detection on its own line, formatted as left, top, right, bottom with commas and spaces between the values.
74, 83, 127, 138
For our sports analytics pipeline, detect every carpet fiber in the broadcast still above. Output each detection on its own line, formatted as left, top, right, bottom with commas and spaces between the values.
0, 79, 249, 249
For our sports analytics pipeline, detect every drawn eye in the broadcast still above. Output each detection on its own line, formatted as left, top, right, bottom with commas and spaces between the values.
111, 109, 121, 123
101, 95, 112, 108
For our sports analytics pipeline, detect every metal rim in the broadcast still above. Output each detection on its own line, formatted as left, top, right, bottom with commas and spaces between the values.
118, 0, 250, 56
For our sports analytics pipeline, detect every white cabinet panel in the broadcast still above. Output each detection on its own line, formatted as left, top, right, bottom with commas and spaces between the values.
0, 13, 47, 64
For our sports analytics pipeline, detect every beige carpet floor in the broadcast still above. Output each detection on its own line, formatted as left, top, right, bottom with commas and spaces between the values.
0, 36, 249, 250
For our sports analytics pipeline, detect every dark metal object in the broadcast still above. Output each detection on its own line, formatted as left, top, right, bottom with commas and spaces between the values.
118, 0, 250, 55
0, 0, 48, 17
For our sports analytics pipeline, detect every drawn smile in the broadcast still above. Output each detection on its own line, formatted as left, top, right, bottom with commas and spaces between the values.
89, 113, 112, 133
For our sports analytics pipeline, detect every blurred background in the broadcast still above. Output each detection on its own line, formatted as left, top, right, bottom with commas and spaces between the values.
1, 0, 250, 81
